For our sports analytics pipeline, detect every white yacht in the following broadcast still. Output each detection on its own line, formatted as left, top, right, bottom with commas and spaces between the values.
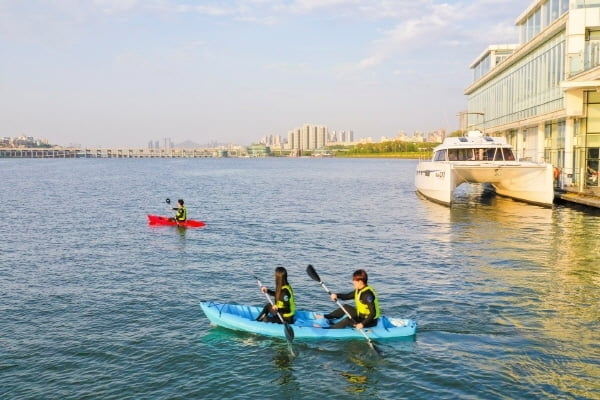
415, 130, 554, 207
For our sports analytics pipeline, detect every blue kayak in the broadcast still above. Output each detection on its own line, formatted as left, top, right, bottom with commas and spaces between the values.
199, 301, 417, 339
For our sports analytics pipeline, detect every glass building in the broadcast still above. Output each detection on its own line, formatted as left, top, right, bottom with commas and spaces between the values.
464, 0, 600, 195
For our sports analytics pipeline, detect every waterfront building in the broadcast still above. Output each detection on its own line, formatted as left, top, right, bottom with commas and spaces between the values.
246, 143, 270, 157
465, 0, 600, 197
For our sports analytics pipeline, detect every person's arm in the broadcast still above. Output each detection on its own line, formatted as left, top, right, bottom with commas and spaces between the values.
336, 291, 354, 301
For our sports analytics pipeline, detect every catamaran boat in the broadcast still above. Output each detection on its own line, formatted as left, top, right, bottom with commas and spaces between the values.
415, 130, 554, 207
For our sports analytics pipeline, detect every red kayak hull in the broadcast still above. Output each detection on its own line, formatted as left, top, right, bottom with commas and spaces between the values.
147, 214, 206, 228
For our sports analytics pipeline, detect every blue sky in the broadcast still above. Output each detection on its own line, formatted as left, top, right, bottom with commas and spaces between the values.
1, 0, 527, 147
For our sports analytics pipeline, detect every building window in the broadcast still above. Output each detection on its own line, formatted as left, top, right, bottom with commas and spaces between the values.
545, 123, 553, 139
587, 102, 600, 132
587, 147, 599, 186
558, 120, 565, 141
585, 30, 600, 70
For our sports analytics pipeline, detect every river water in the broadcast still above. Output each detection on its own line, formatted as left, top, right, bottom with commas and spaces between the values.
1, 158, 598, 399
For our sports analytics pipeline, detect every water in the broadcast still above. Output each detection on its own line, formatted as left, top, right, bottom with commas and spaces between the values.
1, 158, 598, 400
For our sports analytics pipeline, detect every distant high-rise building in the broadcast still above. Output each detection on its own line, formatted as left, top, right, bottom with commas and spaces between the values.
281, 124, 359, 149
329, 130, 337, 143
287, 124, 331, 150
339, 130, 353, 144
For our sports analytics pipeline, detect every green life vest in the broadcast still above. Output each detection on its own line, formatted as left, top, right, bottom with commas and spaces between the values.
355, 285, 381, 319
276, 284, 295, 318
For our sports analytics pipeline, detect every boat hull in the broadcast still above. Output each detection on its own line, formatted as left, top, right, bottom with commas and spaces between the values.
199, 301, 417, 339
147, 214, 206, 228
415, 161, 554, 206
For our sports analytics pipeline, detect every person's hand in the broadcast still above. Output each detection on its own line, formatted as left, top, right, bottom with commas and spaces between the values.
272, 305, 278, 311
261, 286, 267, 293
330, 293, 337, 301
354, 323, 364, 330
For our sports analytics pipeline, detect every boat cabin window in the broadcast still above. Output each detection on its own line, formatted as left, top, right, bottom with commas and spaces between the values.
442, 148, 515, 161
463, 149, 486, 161
456, 149, 471, 161
434, 150, 447, 161
486, 148, 504, 160
469, 148, 496, 161
502, 148, 515, 160
447, 149, 474, 161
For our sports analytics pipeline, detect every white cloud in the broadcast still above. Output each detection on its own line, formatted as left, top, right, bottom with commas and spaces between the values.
92, 0, 142, 14
338, 0, 523, 75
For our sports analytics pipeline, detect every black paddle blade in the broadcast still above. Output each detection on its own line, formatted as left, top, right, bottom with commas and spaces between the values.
166, 198, 171, 205
306, 264, 321, 282
284, 323, 295, 342
368, 340, 383, 356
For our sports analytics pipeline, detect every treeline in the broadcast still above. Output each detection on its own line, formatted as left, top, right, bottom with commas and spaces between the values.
349, 141, 436, 154
327, 140, 439, 157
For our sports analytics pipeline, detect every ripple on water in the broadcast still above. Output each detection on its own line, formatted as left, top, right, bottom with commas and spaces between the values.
0, 158, 598, 400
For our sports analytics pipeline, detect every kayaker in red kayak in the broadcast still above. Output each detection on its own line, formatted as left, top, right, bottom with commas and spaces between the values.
315, 269, 381, 329
256, 267, 296, 324
169, 199, 187, 223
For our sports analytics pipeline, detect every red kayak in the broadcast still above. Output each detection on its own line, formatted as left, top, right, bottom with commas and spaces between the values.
147, 215, 206, 228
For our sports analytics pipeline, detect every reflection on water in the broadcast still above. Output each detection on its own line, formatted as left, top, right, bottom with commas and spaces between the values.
272, 348, 296, 386
340, 370, 368, 393
417, 184, 600, 399
176, 226, 188, 238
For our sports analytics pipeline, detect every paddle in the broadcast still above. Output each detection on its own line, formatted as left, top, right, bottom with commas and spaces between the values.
306, 264, 382, 356
255, 277, 295, 344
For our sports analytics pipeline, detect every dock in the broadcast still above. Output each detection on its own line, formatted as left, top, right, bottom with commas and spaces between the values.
556, 191, 600, 210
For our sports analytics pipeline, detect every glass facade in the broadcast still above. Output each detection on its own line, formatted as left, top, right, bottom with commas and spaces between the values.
467, 0, 600, 194
473, 55, 491, 82
468, 33, 565, 129
473, 49, 516, 81
520, 0, 569, 44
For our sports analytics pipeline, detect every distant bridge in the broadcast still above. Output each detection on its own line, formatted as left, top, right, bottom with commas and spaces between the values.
0, 147, 249, 158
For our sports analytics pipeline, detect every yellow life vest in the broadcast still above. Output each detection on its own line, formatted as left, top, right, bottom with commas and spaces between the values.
175, 206, 187, 221
276, 284, 295, 318
355, 285, 381, 319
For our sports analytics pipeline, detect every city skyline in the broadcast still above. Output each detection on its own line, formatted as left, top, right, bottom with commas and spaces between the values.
2, 1, 525, 148
2, 122, 445, 151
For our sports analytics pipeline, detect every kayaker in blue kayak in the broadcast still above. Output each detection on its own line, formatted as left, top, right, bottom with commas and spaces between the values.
256, 266, 296, 324
169, 199, 187, 222
316, 269, 381, 329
